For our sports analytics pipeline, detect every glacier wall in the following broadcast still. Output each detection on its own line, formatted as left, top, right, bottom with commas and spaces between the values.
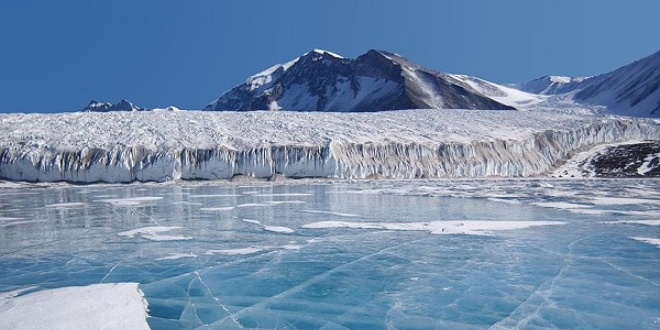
1, 117, 659, 183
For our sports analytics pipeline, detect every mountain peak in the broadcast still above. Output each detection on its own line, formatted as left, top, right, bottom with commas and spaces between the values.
204, 49, 516, 112
309, 49, 343, 58
81, 99, 146, 112
360, 49, 399, 61
573, 49, 660, 117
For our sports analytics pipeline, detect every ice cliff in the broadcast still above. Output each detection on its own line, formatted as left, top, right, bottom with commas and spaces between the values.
0, 110, 659, 183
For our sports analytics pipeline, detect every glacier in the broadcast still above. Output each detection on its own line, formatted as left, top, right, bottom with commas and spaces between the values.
1, 109, 659, 183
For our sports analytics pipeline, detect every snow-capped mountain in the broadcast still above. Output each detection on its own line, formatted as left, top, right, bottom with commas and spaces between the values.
448, 74, 546, 108
516, 50, 660, 117
574, 50, 660, 117
81, 99, 146, 112
204, 49, 519, 112
517, 76, 591, 95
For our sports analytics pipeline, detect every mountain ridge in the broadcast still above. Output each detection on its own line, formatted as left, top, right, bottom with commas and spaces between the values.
82, 48, 660, 117
517, 76, 591, 95
516, 50, 660, 117
81, 99, 146, 112
204, 49, 517, 112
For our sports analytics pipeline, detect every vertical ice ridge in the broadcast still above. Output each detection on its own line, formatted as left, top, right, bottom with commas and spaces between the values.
0, 118, 658, 183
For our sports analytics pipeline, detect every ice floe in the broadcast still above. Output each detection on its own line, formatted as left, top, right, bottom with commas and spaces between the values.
118, 226, 192, 241
97, 196, 163, 206
0, 283, 149, 330
631, 237, 660, 248
301, 220, 565, 235
205, 247, 265, 255
156, 253, 197, 261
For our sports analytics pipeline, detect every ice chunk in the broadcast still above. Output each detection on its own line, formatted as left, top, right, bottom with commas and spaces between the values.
241, 218, 295, 233
263, 226, 295, 234
631, 237, 660, 248
236, 203, 272, 208
97, 196, 163, 206
609, 220, 660, 226
156, 253, 197, 261
533, 202, 593, 209
0, 283, 149, 330
588, 197, 659, 205
200, 207, 235, 212
45, 202, 88, 208
301, 209, 361, 217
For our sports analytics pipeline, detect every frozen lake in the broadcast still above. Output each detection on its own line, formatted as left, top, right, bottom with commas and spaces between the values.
1, 179, 659, 329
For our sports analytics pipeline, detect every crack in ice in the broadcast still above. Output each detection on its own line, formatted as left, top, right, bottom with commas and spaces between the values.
600, 259, 659, 287
489, 235, 594, 329
211, 235, 436, 327
193, 270, 243, 328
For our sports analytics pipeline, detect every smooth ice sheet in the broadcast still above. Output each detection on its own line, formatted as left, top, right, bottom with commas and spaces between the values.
0, 179, 659, 330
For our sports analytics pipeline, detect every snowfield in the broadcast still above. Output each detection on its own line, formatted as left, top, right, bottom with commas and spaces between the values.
0, 109, 659, 183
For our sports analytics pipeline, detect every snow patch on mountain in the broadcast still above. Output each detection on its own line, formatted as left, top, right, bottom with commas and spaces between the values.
574, 50, 660, 117
449, 74, 547, 108
310, 48, 343, 59
517, 76, 591, 95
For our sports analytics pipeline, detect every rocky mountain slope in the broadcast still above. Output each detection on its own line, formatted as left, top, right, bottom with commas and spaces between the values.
204, 49, 517, 112
518, 50, 660, 117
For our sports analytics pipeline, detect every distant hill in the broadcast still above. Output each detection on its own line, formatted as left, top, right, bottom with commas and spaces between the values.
81, 99, 146, 112
517, 50, 660, 117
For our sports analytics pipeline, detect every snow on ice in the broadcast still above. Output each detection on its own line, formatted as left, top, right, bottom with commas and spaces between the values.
0, 284, 150, 330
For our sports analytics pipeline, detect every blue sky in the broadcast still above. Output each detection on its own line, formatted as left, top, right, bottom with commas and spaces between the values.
1, 0, 658, 112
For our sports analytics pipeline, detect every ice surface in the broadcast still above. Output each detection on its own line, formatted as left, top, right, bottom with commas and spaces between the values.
200, 206, 235, 212
532, 201, 593, 209
119, 226, 193, 241
301, 220, 565, 235
98, 196, 163, 206
2, 110, 660, 183
0, 283, 149, 330
206, 247, 266, 255
588, 196, 659, 205
0, 180, 659, 329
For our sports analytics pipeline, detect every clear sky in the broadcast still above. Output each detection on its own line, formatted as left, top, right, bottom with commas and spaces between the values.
1, 0, 659, 113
